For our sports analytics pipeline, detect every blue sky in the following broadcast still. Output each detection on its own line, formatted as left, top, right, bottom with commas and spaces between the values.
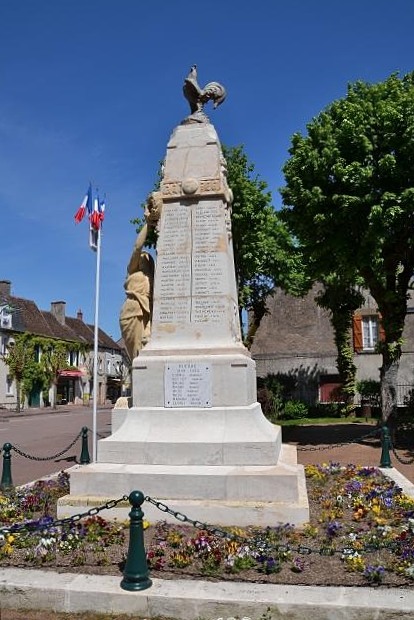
1, 0, 413, 340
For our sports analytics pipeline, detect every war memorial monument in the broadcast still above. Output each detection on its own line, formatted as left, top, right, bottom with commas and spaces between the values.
58, 67, 309, 526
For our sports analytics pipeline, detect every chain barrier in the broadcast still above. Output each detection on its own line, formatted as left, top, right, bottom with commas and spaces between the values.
390, 437, 414, 465
0, 494, 129, 536
144, 494, 398, 557
10, 429, 83, 461
87, 427, 108, 440
296, 427, 380, 452
145, 495, 246, 542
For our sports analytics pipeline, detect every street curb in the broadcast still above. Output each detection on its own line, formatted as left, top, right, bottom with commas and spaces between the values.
1, 568, 414, 619
0, 404, 113, 420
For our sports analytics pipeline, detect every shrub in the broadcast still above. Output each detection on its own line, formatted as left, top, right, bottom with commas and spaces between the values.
307, 402, 344, 418
280, 400, 308, 420
257, 386, 280, 423
356, 380, 380, 406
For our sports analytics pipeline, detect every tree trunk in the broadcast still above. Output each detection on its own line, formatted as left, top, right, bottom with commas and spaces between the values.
380, 353, 400, 423
245, 300, 268, 350
332, 316, 357, 415
50, 381, 58, 409
15, 379, 21, 413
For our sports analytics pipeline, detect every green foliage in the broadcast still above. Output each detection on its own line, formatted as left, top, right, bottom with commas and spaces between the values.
223, 145, 306, 345
257, 373, 297, 421
4, 334, 83, 410
316, 283, 363, 413
280, 400, 309, 420
307, 402, 345, 418
282, 71, 414, 420
3, 335, 35, 411
257, 374, 312, 421
356, 379, 381, 402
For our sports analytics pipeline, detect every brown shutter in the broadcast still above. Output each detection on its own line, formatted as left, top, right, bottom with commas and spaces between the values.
378, 313, 386, 342
353, 313, 363, 352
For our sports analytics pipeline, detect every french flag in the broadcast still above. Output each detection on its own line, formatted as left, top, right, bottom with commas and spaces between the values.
89, 195, 105, 230
74, 184, 93, 223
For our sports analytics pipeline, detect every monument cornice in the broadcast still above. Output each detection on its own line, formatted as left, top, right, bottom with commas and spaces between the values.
161, 178, 232, 203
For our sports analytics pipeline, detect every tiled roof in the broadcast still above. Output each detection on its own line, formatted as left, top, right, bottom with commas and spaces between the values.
66, 317, 121, 351
2, 293, 120, 351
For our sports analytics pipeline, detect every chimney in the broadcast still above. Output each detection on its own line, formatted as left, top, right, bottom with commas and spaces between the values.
51, 301, 66, 325
0, 280, 11, 297
77, 308, 83, 321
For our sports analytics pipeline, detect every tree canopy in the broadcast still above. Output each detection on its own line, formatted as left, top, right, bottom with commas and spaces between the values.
222, 145, 305, 346
281, 71, 414, 420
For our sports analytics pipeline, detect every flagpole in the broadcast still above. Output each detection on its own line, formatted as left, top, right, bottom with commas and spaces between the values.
92, 225, 101, 463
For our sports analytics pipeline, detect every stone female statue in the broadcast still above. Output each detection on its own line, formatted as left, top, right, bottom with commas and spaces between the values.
119, 192, 162, 361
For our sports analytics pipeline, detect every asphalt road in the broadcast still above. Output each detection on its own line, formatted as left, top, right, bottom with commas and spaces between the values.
0, 405, 112, 486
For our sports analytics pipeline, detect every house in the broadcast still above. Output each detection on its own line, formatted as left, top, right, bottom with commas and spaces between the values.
0, 280, 124, 408
250, 283, 414, 405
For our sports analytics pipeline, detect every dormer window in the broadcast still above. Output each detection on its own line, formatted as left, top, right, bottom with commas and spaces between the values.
0, 306, 12, 329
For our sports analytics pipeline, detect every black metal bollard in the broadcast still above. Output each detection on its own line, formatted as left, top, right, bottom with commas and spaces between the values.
79, 427, 91, 464
120, 490, 152, 591
380, 425, 392, 468
0, 443, 14, 491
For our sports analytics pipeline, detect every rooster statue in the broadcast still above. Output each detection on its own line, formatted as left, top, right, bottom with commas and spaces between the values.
183, 65, 227, 118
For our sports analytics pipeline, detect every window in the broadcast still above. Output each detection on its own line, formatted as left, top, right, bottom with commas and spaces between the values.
319, 375, 345, 403
68, 350, 79, 366
34, 345, 41, 362
353, 313, 384, 352
0, 311, 11, 329
362, 316, 379, 351
6, 375, 13, 395
0, 335, 9, 355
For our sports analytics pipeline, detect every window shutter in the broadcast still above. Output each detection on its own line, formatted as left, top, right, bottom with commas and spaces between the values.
378, 313, 386, 342
353, 313, 363, 352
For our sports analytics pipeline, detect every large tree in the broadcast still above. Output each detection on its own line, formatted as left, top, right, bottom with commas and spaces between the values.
281, 71, 414, 421
223, 145, 305, 347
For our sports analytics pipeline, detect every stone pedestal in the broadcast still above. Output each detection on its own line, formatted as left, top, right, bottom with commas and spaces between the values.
58, 118, 309, 527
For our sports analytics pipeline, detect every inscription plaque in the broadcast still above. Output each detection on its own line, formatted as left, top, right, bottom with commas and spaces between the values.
165, 362, 212, 407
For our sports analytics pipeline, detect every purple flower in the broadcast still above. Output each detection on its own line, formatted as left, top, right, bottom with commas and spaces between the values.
362, 564, 385, 584
326, 521, 341, 538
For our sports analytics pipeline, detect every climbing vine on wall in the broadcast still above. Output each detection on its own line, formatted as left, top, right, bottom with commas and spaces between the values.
4, 333, 88, 408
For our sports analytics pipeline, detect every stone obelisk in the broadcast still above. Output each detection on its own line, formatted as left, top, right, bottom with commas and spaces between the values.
58, 67, 309, 526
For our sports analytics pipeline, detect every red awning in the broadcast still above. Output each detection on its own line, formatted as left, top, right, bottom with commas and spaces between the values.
59, 370, 83, 377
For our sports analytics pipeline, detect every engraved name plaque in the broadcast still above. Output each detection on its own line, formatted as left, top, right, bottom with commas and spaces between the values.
164, 362, 212, 408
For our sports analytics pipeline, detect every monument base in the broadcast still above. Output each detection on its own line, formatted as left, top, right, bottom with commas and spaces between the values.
57, 445, 309, 527
58, 354, 309, 526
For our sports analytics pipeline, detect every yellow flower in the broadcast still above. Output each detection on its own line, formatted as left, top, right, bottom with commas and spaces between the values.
372, 504, 381, 516
345, 555, 365, 572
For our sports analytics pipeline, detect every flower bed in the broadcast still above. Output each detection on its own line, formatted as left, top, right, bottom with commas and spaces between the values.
1, 464, 414, 586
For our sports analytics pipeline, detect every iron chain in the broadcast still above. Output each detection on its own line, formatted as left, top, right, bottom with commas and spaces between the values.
144, 495, 245, 542
296, 427, 380, 452
87, 427, 108, 440
144, 495, 397, 556
11, 429, 83, 461
390, 440, 414, 465
0, 494, 129, 535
